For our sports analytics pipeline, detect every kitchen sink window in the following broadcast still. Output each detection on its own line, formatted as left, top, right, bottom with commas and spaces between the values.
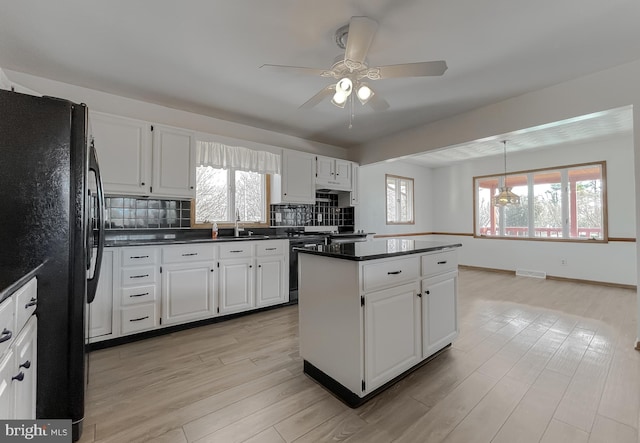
474, 161, 607, 241
194, 141, 280, 224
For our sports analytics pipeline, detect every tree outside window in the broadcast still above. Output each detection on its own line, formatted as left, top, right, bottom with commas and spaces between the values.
195, 166, 266, 224
386, 174, 414, 224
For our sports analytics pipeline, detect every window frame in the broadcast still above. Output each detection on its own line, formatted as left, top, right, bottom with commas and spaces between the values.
191, 166, 271, 228
473, 161, 608, 243
385, 174, 415, 225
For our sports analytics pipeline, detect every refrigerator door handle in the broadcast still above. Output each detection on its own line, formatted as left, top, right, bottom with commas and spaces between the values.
87, 139, 105, 304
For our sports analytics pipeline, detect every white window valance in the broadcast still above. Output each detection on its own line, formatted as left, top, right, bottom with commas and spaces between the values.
196, 141, 281, 175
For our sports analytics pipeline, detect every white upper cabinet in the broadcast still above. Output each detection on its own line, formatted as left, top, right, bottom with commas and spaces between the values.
315, 156, 352, 191
91, 112, 151, 196
151, 125, 196, 199
91, 112, 196, 199
272, 150, 315, 204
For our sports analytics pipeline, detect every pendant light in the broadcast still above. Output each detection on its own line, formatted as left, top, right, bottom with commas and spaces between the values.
493, 140, 520, 206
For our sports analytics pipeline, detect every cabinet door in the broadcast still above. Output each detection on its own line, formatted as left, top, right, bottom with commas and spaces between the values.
219, 259, 254, 314
89, 250, 113, 340
364, 282, 421, 392
91, 112, 151, 195
350, 164, 359, 205
281, 150, 315, 204
421, 271, 458, 358
334, 159, 352, 189
0, 349, 14, 419
315, 156, 335, 184
256, 257, 286, 307
151, 125, 196, 198
13, 317, 36, 419
161, 262, 215, 325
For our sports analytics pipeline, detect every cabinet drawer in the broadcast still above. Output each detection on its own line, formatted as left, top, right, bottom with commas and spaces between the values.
121, 285, 156, 306
421, 250, 458, 277
14, 278, 37, 334
362, 256, 419, 293
0, 296, 15, 357
219, 242, 253, 259
121, 304, 156, 335
121, 248, 158, 266
256, 241, 284, 257
121, 266, 156, 286
162, 244, 215, 263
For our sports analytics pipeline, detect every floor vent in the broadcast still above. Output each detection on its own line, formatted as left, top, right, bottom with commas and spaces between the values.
515, 269, 547, 279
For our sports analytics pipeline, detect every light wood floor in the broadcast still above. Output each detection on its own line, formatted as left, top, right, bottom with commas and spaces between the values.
79, 269, 640, 443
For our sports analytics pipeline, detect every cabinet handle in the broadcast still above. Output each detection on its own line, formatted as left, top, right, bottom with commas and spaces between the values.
129, 292, 149, 298
437, 261, 447, 265
265, 248, 277, 251
229, 250, 243, 253
12, 372, 24, 382
425, 290, 430, 295
258, 264, 262, 268
130, 274, 149, 279
130, 316, 149, 322
0, 328, 12, 343
417, 292, 422, 298
190, 186, 194, 189
387, 270, 402, 275
141, 182, 145, 186
25, 297, 37, 309
19, 360, 31, 370
131, 255, 149, 259
182, 253, 198, 256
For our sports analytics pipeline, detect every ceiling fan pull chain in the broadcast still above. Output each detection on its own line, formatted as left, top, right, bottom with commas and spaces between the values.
349, 93, 354, 129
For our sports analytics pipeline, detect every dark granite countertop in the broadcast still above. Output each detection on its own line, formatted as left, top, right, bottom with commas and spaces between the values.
295, 239, 462, 261
0, 261, 45, 304
104, 235, 287, 247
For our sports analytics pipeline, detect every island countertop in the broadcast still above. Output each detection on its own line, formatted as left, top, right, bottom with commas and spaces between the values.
294, 238, 462, 261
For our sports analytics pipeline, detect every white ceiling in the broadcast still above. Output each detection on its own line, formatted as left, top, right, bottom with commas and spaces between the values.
1, 0, 639, 150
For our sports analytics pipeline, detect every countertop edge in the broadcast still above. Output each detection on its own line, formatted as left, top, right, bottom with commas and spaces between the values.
105, 236, 288, 247
296, 243, 463, 261
0, 261, 45, 304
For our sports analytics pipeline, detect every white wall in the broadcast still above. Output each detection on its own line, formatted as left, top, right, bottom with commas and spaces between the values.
356, 161, 434, 236
429, 134, 636, 285
2, 69, 348, 159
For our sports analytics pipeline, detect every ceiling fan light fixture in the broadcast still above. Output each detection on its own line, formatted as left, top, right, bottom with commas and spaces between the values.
336, 77, 353, 95
356, 83, 373, 104
331, 90, 348, 108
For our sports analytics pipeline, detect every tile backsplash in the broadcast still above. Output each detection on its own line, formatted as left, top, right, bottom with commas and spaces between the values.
105, 196, 191, 229
270, 193, 354, 228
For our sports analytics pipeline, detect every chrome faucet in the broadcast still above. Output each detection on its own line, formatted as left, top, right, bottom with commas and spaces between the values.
234, 209, 244, 237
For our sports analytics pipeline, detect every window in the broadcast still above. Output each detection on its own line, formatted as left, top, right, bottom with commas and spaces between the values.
475, 162, 606, 241
195, 166, 267, 224
386, 174, 414, 224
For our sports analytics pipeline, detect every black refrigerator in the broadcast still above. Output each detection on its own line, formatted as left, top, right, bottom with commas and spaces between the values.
0, 89, 105, 441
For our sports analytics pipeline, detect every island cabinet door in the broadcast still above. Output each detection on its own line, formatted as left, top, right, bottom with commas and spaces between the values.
421, 271, 459, 358
364, 282, 421, 393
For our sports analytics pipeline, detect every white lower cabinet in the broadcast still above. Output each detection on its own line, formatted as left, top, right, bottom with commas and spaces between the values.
161, 263, 215, 325
118, 247, 160, 336
421, 271, 458, 357
88, 250, 114, 341
364, 282, 421, 391
256, 256, 286, 307
13, 317, 37, 419
218, 259, 254, 314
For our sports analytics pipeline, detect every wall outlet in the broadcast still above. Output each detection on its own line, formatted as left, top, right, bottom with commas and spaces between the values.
275, 213, 282, 222
561, 259, 567, 265
317, 213, 322, 222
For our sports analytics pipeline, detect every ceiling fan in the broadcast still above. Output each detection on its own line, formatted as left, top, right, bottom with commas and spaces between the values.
260, 16, 448, 111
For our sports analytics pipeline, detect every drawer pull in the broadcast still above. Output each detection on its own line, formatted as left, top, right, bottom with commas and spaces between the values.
25, 297, 37, 309
12, 372, 24, 382
130, 316, 149, 322
230, 250, 243, 253
387, 270, 402, 275
130, 292, 150, 298
265, 248, 277, 251
0, 328, 12, 343
130, 274, 149, 279
19, 360, 31, 370
437, 261, 447, 264
182, 253, 198, 256
130, 255, 149, 259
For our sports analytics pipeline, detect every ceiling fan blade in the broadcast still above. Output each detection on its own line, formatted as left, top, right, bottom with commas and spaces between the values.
344, 17, 378, 66
260, 64, 333, 77
299, 85, 335, 109
367, 94, 390, 111
374, 61, 448, 79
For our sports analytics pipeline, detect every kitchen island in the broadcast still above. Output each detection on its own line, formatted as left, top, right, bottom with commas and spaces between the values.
297, 238, 462, 407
